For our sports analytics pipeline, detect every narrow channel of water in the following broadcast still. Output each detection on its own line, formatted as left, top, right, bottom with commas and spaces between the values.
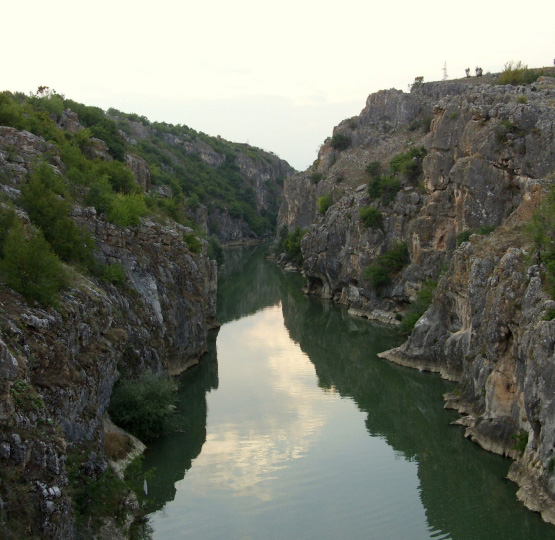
142, 245, 555, 540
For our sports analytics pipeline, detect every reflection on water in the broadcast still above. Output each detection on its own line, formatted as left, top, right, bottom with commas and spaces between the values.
144, 245, 555, 540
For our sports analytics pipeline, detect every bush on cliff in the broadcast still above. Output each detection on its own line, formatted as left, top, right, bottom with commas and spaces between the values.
0, 219, 67, 307
399, 280, 437, 334
497, 61, 540, 86
364, 242, 409, 290
367, 175, 401, 204
317, 194, 333, 215
359, 206, 383, 229
389, 146, 427, 180
20, 163, 95, 266
330, 133, 350, 151
106, 193, 147, 227
108, 372, 177, 442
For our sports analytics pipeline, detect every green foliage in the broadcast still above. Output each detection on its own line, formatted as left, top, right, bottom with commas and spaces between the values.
67, 451, 151, 535
456, 225, 495, 246
317, 194, 333, 215
389, 146, 427, 180
64, 99, 126, 160
497, 61, 540, 86
0, 91, 65, 145
184, 232, 203, 254
10, 380, 45, 412
86, 175, 116, 214
399, 280, 437, 334
108, 372, 177, 441
511, 431, 529, 454
102, 263, 126, 285
544, 308, 555, 321
106, 193, 147, 227
95, 160, 138, 194
19, 163, 94, 266
0, 206, 17, 255
310, 172, 324, 184
0, 220, 67, 307
365, 161, 381, 177
516, 95, 528, 104
330, 133, 350, 151
368, 175, 401, 204
275, 226, 307, 264
527, 186, 555, 297
208, 235, 224, 264
364, 242, 409, 289
359, 206, 383, 229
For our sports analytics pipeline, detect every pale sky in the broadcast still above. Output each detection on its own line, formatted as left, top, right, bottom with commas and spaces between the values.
3, 0, 554, 170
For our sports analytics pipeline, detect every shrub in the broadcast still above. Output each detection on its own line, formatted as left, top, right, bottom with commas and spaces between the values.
0, 221, 67, 307
208, 235, 224, 264
317, 194, 333, 215
277, 226, 307, 264
184, 232, 203, 253
20, 163, 94, 266
497, 61, 540, 86
365, 161, 381, 178
102, 263, 126, 284
95, 160, 138, 194
310, 172, 324, 184
399, 280, 437, 334
389, 146, 427, 180
364, 242, 409, 289
86, 175, 116, 214
330, 133, 350, 151
108, 372, 177, 441
368, 175, 401, 204
359, 207, 383, 229
106, 193, 147, 227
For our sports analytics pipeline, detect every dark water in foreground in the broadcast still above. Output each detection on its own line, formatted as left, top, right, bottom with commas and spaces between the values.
142, 245, 555, 540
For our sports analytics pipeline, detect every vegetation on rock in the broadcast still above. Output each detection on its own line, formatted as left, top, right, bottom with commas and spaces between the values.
108, 373, 178, 442
364, 242, 409, 289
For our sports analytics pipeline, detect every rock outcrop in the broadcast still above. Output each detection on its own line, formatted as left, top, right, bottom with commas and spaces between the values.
0, 123, 217, 538
280, 79, 555, 320
278, 74, 555, 522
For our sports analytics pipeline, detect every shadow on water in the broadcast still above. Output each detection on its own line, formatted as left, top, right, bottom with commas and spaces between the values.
143, 245, 555, 539
277, 258, 553, 539
141, 331, 219, 513
216, 244, 283, 325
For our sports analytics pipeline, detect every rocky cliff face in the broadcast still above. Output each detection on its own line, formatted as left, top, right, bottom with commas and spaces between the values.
118, 118, 294, 243
278, 75, 555, 522
279, 77, 555, 320
0, 125, 217, 538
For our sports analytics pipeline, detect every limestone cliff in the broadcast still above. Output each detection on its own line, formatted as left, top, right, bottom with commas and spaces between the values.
278, 73, 555, 522
115, 115, 294, 243
0, 123, 217, 538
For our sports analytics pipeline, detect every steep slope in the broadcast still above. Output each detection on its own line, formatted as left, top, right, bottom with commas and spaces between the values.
0, 101, 220, 537
278, 72, 555, 522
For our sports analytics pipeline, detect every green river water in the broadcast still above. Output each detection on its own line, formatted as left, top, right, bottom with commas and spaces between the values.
142, 245, 555, 540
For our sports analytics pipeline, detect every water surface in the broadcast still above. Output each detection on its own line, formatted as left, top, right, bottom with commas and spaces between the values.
143, 245, 554, 540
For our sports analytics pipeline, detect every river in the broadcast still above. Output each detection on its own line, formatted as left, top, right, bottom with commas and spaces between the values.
141, 245, 555, 540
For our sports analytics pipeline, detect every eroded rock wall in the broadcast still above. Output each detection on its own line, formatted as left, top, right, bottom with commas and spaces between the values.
278, 76, 555, 522
0, 127, 217, 538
